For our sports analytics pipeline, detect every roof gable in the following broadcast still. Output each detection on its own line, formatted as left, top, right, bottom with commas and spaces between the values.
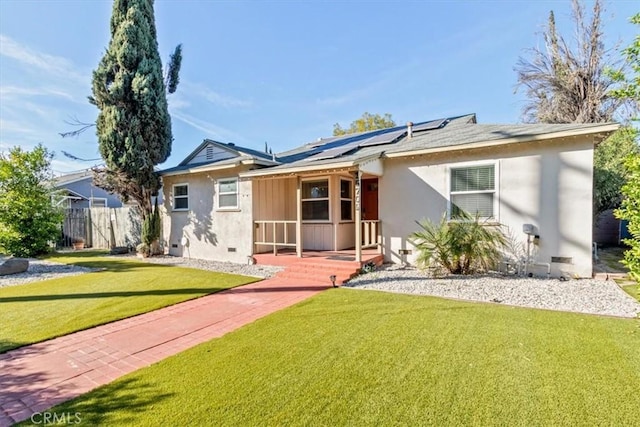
180, 140, 239, 166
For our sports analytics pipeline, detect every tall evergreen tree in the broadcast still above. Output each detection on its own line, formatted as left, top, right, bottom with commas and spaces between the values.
91, 0, 172, 220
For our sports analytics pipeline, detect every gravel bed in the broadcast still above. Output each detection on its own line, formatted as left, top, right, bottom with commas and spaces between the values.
114, 254, 283, 278
345, 264, 640, 318
0, 258, 98, 288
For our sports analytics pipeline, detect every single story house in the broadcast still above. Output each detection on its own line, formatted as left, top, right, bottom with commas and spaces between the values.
159, 114, 618, 278
54, 170, 124, 208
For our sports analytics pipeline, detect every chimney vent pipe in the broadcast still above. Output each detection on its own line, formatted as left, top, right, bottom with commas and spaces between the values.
407, 122, 414, 139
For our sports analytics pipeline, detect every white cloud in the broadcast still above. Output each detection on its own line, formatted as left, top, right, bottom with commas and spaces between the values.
0, 34, 86, 81
170, 109, 246, 143
181, 81, 253, 109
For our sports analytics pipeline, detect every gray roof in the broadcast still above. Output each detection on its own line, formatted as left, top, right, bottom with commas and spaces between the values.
162, 113, 618, 177
53, 170, 93, 186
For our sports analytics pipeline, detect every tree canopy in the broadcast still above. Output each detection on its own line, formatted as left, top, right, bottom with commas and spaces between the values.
0, 145, 63, 257
91, 0, 174, 219
333, 112, 396, 136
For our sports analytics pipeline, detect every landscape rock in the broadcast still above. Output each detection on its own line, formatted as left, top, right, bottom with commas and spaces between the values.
0, 258, 29, 276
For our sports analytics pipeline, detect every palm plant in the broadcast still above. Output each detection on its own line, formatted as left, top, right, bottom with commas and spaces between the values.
408, 212, 507, 275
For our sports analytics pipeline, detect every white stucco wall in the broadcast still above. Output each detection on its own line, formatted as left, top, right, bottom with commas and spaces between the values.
161, 168, 254, 263
379, 138, 595, 277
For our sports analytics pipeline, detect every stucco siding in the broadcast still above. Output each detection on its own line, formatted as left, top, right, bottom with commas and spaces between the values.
379, 138, 594, 277
161, 168, 253, 263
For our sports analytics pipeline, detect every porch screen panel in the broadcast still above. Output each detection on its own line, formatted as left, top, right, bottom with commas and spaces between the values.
340, 179, 353, 221
302, 179, 329, 221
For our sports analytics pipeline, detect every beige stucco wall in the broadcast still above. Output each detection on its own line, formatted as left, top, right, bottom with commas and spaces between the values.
161, 167, 254, 263
379, 137, 595, 277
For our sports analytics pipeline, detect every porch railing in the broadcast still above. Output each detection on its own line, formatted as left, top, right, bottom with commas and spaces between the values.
362, 220, 381, 249
254, 220, 297, 255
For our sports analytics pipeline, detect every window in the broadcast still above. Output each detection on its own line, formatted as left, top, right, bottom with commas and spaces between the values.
450, 164, 495, 219
302, 179, 329, 221
340, 179, 353, 221
90, 198, 107, 208
173, 183, 189, 210
218, 178, 238, 209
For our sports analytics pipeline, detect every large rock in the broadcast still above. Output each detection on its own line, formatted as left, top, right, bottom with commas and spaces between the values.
0, 257, 29, 276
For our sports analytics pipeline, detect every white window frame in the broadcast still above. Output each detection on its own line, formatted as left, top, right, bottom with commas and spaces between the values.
90, 197, 108, 208
339, 177, 354, 222
301, 176, 331, 223
217, 177, 239, 210
172, 183, 189, 211
447, 161, 499, 221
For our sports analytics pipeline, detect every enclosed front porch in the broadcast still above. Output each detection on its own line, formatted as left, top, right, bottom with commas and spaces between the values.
251, 169, 382, 263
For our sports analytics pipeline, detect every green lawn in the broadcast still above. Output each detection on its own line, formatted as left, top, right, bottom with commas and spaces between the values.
0, 251, 259, 353
622, 284, 639, 301
40, 289, 640, 426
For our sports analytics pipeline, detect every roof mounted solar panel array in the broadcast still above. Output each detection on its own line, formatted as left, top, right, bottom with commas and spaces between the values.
305, 141, 360, 161
358, 129, 406, 147
412, 118, 446, 132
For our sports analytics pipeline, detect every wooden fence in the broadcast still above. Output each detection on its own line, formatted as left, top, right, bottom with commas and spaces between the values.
59, 207, 142, 249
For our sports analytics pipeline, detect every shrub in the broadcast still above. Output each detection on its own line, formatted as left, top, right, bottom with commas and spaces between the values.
615, 153, 640, 281
0, 145, 64, 257
409, 212, 507, 275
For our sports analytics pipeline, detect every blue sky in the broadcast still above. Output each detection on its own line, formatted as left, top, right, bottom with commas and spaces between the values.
0, 0, 637, 174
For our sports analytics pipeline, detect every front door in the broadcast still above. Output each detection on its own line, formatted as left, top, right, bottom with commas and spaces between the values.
361, 178, 379, 220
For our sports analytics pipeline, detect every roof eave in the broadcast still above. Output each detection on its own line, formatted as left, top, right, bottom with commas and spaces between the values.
161, 161, 241, 177
385, 123, 620, 159
240, 160, 357, 178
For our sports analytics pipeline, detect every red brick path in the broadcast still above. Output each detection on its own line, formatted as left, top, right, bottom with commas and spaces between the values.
0, 278, 329, 426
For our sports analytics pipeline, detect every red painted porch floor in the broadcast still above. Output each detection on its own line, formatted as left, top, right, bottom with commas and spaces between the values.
0, 274, 331, 426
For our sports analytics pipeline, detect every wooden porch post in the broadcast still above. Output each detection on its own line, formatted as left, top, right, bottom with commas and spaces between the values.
354, 170, 362, 263
296, 176, 303, 257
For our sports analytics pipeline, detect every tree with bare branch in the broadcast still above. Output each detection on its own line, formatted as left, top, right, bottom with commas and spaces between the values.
515, 0, 627, 124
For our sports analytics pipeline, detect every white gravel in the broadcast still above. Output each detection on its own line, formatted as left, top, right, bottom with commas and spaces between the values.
113, 254, 283, 278
0, 254, 282, 289
0, 258, 98, 288
345, 264, 640, 318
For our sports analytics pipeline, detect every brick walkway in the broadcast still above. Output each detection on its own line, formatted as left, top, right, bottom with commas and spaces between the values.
0, 278, 329, 426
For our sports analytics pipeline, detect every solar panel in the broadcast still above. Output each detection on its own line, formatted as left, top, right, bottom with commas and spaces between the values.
412, 118, 446, 132
358, 129, 406, 147
305, 141, 360, 161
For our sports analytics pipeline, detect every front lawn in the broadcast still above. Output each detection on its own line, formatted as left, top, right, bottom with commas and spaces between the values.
0, 252, 259, 353
42, 289, 640, 426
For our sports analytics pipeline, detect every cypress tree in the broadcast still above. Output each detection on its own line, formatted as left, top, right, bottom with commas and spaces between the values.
91, 0, 172, 220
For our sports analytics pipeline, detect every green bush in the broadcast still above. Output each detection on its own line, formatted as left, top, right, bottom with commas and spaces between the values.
409, 212, 507, 275
616, 153, 640, 281
0, 145, 63, 257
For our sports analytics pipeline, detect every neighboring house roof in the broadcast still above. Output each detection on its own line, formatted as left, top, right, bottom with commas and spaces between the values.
160, 114, 619, 178
53, 170, 94, 187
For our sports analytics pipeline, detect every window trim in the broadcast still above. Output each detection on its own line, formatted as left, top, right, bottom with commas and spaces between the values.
172, 183, 189, 211
447, 161, 499, 221
301, 176, 331, 223
339, 177, 354, 223
216, 177, 239, 210
89, 197, 108, 208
